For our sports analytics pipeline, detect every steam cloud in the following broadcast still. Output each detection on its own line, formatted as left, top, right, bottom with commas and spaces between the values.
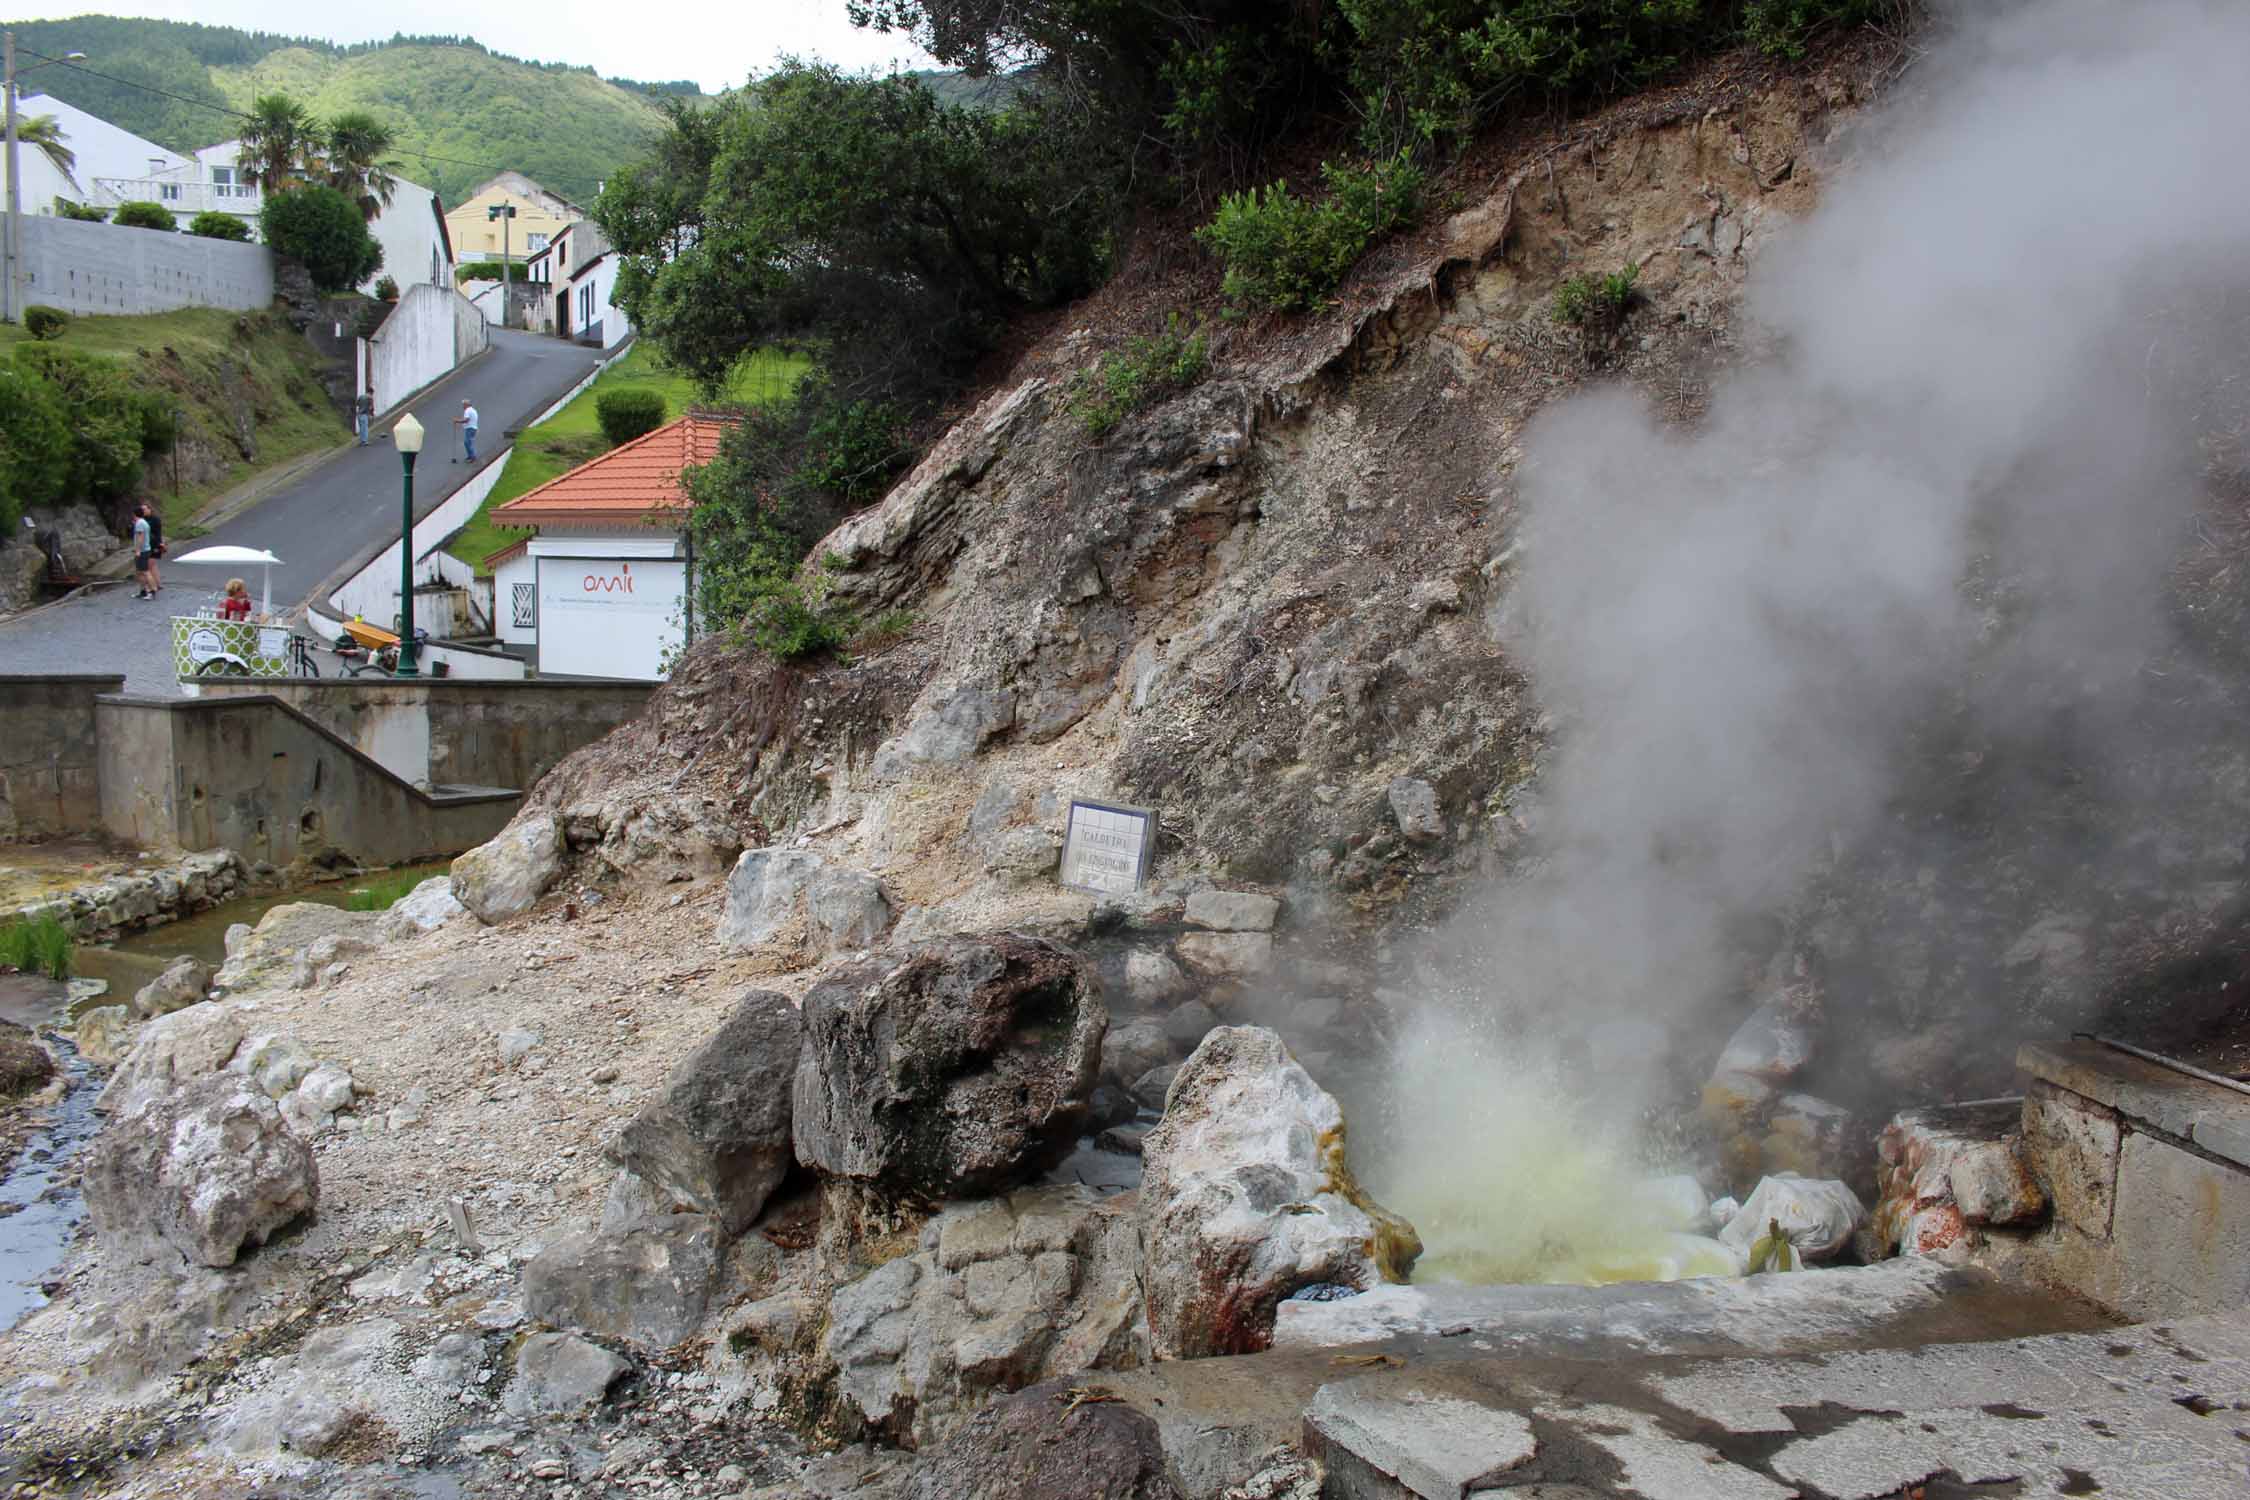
1374, 0, 2250, 1276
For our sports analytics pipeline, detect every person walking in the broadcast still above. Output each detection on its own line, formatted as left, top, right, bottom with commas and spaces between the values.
353, 390, 373, 446
453, 400, 479, 464
140, 503, 164, 593
130, 507, 155, 599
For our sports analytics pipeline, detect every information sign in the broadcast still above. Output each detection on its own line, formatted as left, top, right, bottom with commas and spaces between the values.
1059, 800, 1155, 894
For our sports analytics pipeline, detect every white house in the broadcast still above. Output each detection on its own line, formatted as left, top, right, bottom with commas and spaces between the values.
523, 218, 633, 349
484, 413, 723, 680
0, 94, 186, 219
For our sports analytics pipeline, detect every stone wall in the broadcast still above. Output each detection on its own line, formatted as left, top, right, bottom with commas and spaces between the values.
95, 693, 517, 868
19, 215, 273, 318
191, 679, 654, 791
0, 674, 125, 840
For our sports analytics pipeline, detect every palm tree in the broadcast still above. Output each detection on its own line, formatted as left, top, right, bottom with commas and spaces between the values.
236, 92, 318, 195
17, 115, 78, 192
323, 110, 398, 222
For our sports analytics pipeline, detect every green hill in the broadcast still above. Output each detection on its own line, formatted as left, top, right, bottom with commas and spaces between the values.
0, 18, 686, 203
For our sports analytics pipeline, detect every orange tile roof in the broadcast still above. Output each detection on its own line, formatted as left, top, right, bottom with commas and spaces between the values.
481, 535, 530, 570
491, 413, 728, 528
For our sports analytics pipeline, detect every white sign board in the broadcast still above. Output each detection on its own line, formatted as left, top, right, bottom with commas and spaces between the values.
1059, 800, 1155, 894
535, 557, 684, 681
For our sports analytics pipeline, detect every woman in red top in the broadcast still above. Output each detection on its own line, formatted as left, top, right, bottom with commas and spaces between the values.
219, 578, 253, 621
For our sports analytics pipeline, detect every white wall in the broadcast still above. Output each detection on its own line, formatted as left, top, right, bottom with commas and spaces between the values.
565, 255, 634, 349
493, 549, 536, 646
363, 183, 448, 295
534, 553, 683, 681
367, 283, 489, 413
15, 213, 272, 316
329, 455, 509, 628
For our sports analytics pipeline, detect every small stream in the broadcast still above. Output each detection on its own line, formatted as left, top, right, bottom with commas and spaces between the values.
0, 1036, 98, 1330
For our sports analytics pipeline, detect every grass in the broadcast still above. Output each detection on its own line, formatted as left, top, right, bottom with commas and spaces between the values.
0, 914, 75, 980
445, 344, 808, 577
0, 306, 352, 533
341, 872, 426, 912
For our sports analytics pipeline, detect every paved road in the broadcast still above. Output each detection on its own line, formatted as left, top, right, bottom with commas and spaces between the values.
0, 330, 603, 694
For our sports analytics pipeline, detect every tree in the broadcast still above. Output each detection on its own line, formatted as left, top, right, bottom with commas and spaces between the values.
16, 115, 78, 190
260, 185, 383, 292
324, 109, 398, 221
186, 210, 252, 240
0, 360, 69, 531
236, 91, 318, 194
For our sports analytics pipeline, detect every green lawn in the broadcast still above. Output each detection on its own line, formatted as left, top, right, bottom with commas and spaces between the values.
445, 345, 806, 576
1, 306, 353, 533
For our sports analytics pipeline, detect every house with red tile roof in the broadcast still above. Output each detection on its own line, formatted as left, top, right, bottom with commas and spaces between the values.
483, 413, 726, 680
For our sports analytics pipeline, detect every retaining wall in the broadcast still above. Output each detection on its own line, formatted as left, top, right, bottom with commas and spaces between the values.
0, 674, 125, 840
18, 215, 272, 317
95, 693, 517, 868
367, 282, 490, 413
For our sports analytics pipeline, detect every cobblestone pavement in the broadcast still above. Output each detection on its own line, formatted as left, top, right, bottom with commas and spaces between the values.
0, 330, 602, 694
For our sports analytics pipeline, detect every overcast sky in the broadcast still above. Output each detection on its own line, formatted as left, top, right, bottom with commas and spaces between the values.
23, 3, 938, 94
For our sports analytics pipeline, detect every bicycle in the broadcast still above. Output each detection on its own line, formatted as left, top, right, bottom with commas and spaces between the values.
286, 634, 323, 678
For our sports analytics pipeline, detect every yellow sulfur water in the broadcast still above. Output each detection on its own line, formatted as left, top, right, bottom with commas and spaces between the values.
1371, 1018, 1740, 1288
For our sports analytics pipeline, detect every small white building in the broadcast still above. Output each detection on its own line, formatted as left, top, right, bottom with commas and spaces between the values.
484, 413, 724, 680
0, 93, 185, 218
523, 218, 634, 349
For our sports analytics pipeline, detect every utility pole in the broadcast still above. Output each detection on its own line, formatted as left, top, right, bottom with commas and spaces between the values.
6, 31, 20, 325
488, 202, 516, 328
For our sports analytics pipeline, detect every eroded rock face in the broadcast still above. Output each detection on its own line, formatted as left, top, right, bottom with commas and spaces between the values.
84, 1074, 316, 1267
887, 1378, 1181, 1500
608, 988, 801, 1234
719, 849, 892, 956
521, 1215, 724, 1350
825, 1186, 1149, 1447
1139, 1026, 1419, 1360
793, 935, 1106, 1202
452, 812, 565, 924
132, 956, 213, 1018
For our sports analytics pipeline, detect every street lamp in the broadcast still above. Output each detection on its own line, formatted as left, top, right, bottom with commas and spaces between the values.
487, 202, 516, 327
392, 413, 423, 677
4, 35, 88, 323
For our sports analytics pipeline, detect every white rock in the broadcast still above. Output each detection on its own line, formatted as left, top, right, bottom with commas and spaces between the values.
99, 1003, 246, 1114
72, 1005, 135, 1066
378, 876, 468, 940
83, 1074, 317, 1267
716, 848, 891, 954
1184, 890, 1281, 932
296, 1062, 357, 1114
451, 813, 565, 925
1637, 1174, 1712, 1233
1175, 931, 1274, 979
234, 1033, 318, 1099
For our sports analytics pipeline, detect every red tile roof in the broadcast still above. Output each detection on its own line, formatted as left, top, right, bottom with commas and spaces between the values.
481, 535, 530, 570
491, 413, 728, 528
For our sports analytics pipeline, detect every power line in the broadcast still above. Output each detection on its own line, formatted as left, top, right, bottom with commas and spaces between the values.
16, 45, 614, 199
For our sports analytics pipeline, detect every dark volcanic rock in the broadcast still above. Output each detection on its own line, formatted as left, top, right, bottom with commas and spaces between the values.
793, 935, 1106, 1200
608, 988, 802, 1233
0, 1020, 55, 1097
889, 1380, 1182, 1500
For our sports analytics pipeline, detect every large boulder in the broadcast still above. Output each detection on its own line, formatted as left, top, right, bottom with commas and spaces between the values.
607, 988, 802, 1234
793, 935, 1106, 1201
521, 1214, 725, 1349
376, 876, 467, 940
718, 848, 893, 955
84, 1074, 317, 1267
887, 1379, 1181, 1500
99, 1002, 246, 1114
132, 956, 213, 1018
451, 812, 565, 924
1139, 1027, 1420, 1360
212, 903, 377, 991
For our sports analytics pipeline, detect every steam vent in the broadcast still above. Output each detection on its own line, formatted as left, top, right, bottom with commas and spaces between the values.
3, 2, 2250, 1496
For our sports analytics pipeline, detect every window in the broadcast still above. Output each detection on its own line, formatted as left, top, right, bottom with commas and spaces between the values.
527, 233, 549, 253
160, 184, 180, 201
578, 280, 596, 323
212, 167, 232, 187
512, 583, 535, 629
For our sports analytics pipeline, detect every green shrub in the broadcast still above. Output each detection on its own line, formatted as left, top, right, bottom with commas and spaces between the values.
797, 400, 907, 506
261, 186, 384, 293
134, 392, 178, 453
454, 260, 525, 283
1553, 264, 1639, 327
0, 915, 73, 981
53, 198, 105, 222
740, 571, 856, 661
595, 388, 667, 447
22, 305, 69, 341
10, 345, 150, 500
374, 275, 400, 303
0, 361, 69, 528
1069, 315, 1209, 438
111, 200, 176, 231
1197, 154, 1423, 314
187, 210, 253, 241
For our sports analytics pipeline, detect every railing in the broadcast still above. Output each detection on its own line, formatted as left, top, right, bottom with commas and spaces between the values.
91, 177, 263, 216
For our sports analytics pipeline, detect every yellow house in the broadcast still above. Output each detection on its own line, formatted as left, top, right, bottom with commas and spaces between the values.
444, 172, 580, 264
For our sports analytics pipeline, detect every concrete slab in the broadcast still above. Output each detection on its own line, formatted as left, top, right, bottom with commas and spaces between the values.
1304, 1382, 1536, 1499
2019, 1039, 2250, 1146
1543, 1402, 1791, 1500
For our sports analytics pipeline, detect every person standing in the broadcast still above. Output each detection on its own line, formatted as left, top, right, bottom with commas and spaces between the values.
130, 507, 155, 599
453, 400, 479, 464
353, 390, 373, 446
140, 503, 164, 593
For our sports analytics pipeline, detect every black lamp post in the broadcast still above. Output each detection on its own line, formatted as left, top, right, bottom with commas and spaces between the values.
392, 412, 423, 676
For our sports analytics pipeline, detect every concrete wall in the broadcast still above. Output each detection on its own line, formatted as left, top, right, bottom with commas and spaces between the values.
189, 678, 652, 791
17, 213, 273, 318
0, 674, 124, 839
367, 282, 489, 413
95, 694, 517, 868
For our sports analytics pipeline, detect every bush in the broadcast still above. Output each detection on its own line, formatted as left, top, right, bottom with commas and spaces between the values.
134, 392, 178, 453
111, 200, 176, 231
454, 260, 525, 283
0, 914, 73, 980
187, 210, 253, 241
261, 186, 384, 293
53, 197, 105, 222
595, 388, 667, 446
11, 345, 158, 501
1553, 265, 1638, 326
796, 400, 907, 506
0, 362, 69, 530
740, 571, 857, 661
22, 305, 69, 341
1069, 315, 1209, 439
374, 275, 400, 303
1197, 153, 1422, 314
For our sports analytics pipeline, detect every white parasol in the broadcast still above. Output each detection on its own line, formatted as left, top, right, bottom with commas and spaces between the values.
170, 545, 284, 616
